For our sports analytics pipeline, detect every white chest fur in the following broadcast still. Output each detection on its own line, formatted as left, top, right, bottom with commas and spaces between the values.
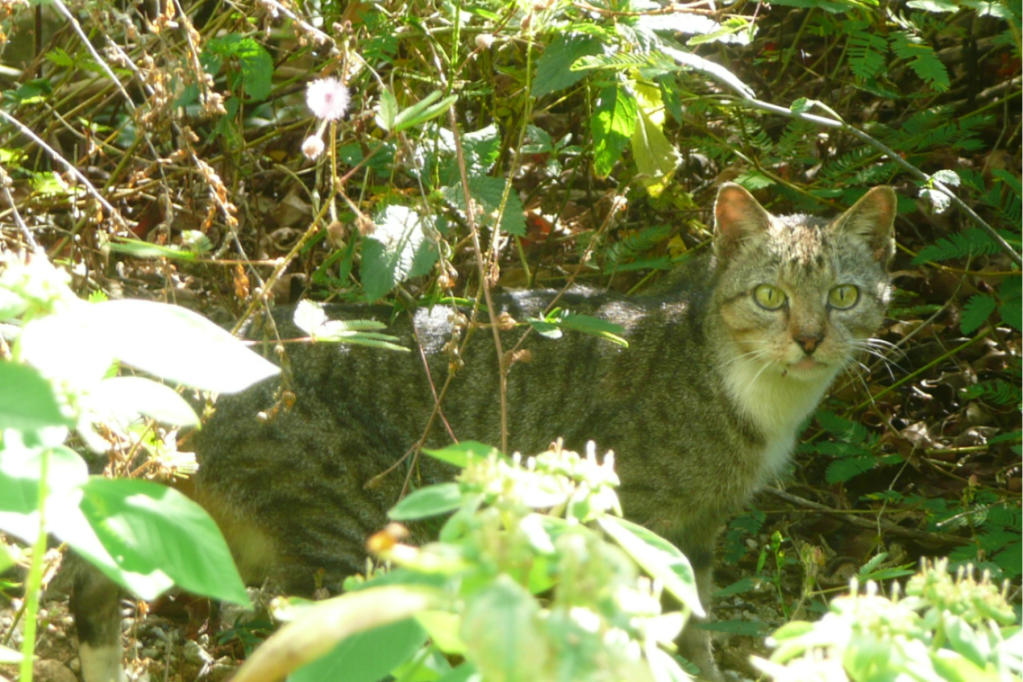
723, 356, 839, 482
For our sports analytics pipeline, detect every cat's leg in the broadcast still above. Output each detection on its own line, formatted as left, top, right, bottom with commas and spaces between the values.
673, 518, 725, 682
70, 561, 125, 682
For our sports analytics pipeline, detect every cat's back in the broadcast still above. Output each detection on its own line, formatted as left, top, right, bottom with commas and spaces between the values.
193, 258, 723, 590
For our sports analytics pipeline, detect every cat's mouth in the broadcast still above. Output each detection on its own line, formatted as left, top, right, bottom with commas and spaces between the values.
781, 357, 828, 377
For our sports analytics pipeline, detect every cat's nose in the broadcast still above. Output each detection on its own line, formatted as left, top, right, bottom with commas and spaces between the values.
795, 332, 824, 355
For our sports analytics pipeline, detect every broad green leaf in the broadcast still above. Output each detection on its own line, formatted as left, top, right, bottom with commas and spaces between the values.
230, 586, 442, 682
441, 176, 526, 236
416, 610, 466, 655
393, 91, 459, 132
591, 83, 637, 178
92, 300, 280, 393
0, 362, 73, 431
86, 376, 199, 427
291, 618, 427, 682
460, 576, 549, 682
657, 45, 755, 98
942, 612, 988, 668
531, 33, 603, 97
423, 441, 502, 468
376, 89, 398, 131
0, 440, 85, 543
790, 97, 811, 115
435, 663, 479, 682
206, 34, 273, 101
930, 650, 999, 682
362, 205, 441, 302
630, 83, 679, 198
557, 313, 628, 347
106, 238, 198, 261
293, 301, 408, 352
597, 516, 703, 616
389, 483, 463, 521
76, 478, 249, 604
527, 319, 562, 339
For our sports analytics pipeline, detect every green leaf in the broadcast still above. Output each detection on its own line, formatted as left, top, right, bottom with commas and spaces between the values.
415, 610, 466, 655
825, 455, 876, 484
555, 313, 628, 347
891, 31, 950, 92
206, 34, 273, 101
376, 89, 398, 131
961, 294, 996, 335
597, 516, 703, 616
630, 83, 679, 198
0, 440, 85, 544
291, 618, 427, 682
106, 238, 199, 261
460, 576, 549, 681
362, 205, 441, 301
848, 30, 888, 81
86, 377, 199, 427
293, 301, 408, 352
423, 441, 502, 468
393, 91, 459, 133
93, 300, 280, 393
532, 33, 604, 97
441, 176, 526, 237
912, 227, 1002, 264
527, 319, 562, 339
0, 362, 73, 431
998, 298, 1023, 333
75, 478, 249, 604
389, 483, 463, 521
591, 83, 637, 178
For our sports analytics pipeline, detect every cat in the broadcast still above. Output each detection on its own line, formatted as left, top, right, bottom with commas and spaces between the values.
72, 183, 897, 682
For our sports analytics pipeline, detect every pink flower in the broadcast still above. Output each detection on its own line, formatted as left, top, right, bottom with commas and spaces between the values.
302, 135, 325, 160
306, 77, 350, 122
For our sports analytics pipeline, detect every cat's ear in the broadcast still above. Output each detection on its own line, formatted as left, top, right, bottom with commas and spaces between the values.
714, 183, 772, 260
831, 187, 897, 265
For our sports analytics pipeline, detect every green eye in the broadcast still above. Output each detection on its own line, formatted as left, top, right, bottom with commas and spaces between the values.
829, 284, 859, 309
753, 284, 787, 310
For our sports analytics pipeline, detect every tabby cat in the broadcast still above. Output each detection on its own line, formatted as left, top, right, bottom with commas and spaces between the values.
73, 183, 897, 682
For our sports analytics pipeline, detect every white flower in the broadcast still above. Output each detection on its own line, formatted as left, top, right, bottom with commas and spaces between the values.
475, 33, 496, 49
306, 77, 350, 122
301, 135, 325, 160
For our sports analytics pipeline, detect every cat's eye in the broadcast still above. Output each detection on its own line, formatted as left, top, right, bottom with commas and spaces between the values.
753, 284, 787, 310
828, 284, 860, 309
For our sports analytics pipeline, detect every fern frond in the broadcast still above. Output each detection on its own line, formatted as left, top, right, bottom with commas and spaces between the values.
961, 379, 1021, 406
912, 227, 1002, 264
604, 224, 673, 265
891, 31, 950, 92
998, 274, 1022, 331
960, 294, 997, 334
848, 30, 888, 81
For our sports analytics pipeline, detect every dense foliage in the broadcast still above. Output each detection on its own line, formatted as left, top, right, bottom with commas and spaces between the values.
0, 0, 1020, 679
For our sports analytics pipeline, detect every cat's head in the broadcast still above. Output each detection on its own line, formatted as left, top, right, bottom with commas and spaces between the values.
711, 183, 897, 383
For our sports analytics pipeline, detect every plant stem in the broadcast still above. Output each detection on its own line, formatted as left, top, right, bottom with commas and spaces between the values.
19, 445, 51, 682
